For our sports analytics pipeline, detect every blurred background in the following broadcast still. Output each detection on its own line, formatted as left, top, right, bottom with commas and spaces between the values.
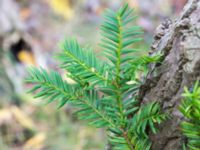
0, 0, 187, 149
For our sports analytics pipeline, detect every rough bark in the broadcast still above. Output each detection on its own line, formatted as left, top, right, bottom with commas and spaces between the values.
138, 0, 200, 149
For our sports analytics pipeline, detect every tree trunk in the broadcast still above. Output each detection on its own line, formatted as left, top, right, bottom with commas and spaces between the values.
138, 0, 200, 149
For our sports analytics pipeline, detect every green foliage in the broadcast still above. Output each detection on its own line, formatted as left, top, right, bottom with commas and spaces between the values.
26, 4, 166, 150
180, 81, 200, 150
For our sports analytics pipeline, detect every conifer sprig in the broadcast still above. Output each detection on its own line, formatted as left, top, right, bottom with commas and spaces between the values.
27, 4, 166, 150
180, 81, 200, 150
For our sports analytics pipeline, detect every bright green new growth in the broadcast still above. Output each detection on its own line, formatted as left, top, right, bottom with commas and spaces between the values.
180, 81, 200, 150
26, 4, 166, 150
